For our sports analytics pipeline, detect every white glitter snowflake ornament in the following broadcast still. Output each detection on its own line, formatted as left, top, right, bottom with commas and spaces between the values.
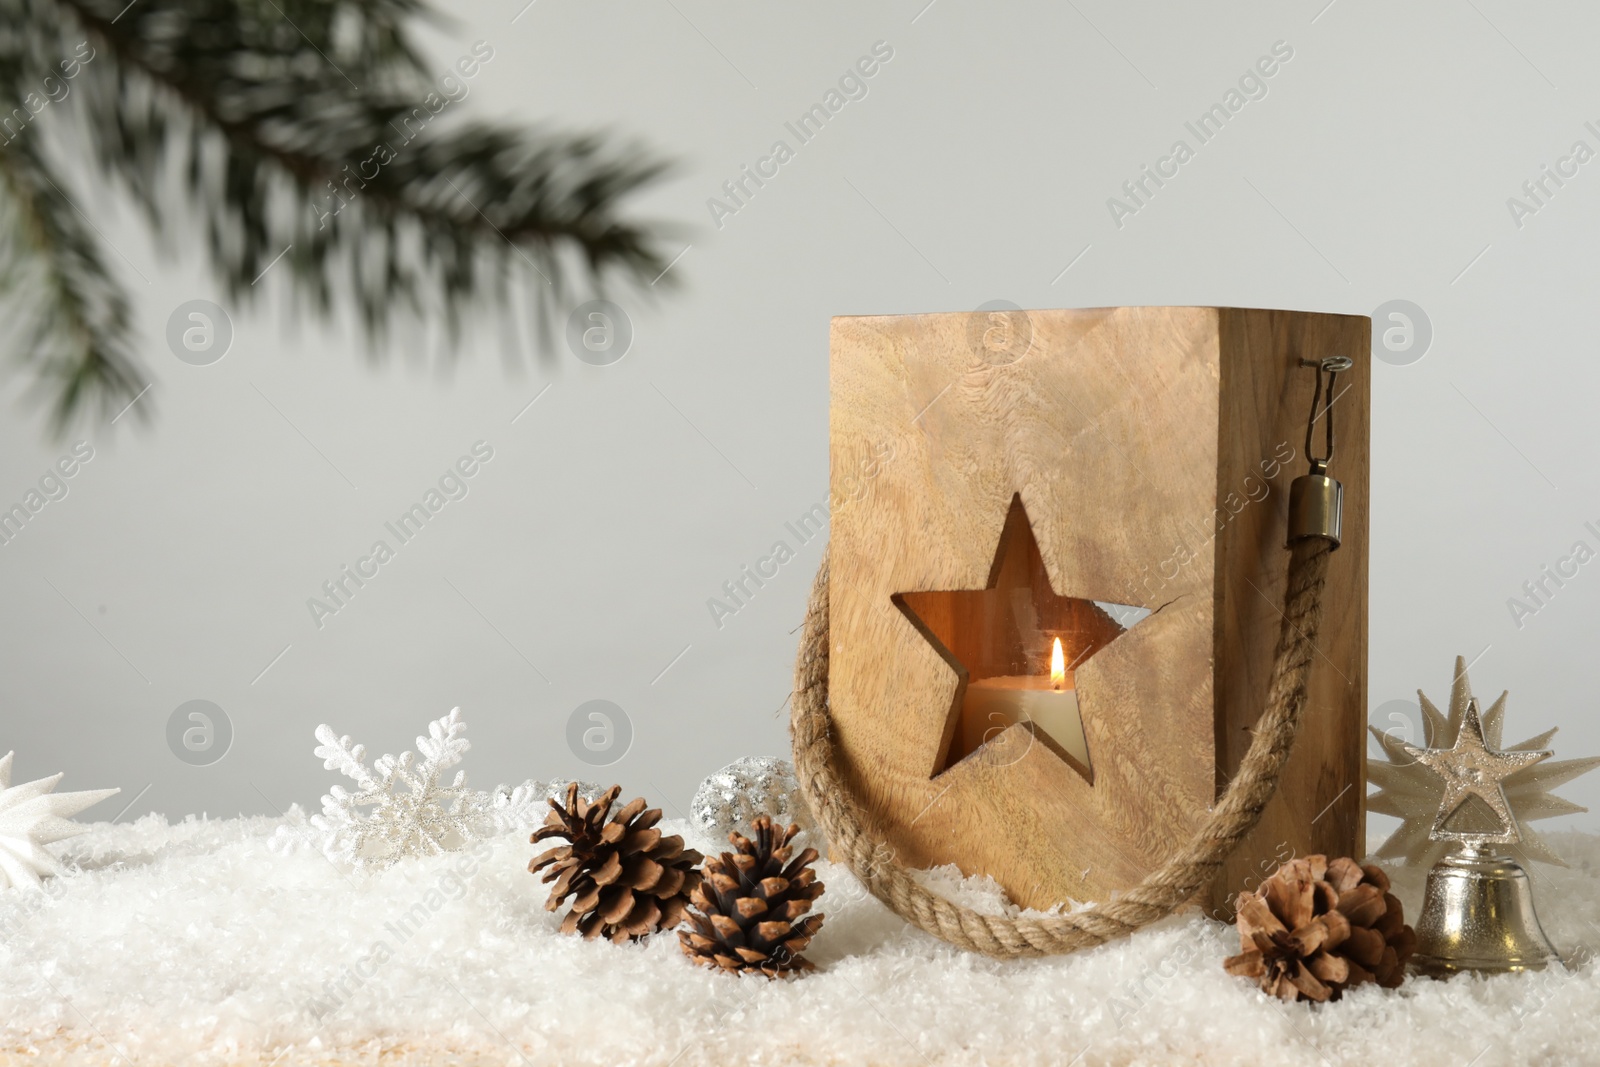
282, 707, 603, 868
478, 779, 608, 835
0, 751, 119, 890
309, 707, 485, 868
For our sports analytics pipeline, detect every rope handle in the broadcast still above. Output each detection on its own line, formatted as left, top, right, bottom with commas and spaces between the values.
790, 537, 1333, 958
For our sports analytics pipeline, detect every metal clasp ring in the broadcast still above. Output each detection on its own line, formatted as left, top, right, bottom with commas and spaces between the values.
1298, 357, 1351, 475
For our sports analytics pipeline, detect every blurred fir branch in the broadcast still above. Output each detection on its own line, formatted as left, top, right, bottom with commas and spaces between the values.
0, 0, 676, 430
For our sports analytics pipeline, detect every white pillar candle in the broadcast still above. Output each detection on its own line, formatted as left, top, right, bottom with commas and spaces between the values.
960, 676, 1088, 769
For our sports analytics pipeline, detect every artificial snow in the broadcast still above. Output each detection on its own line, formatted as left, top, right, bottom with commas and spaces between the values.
1, 813, 1598, 1066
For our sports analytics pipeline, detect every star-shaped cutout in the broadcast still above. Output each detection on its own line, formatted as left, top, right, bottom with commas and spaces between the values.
1400, 696, 1550, 846
893, 494, 1148, 781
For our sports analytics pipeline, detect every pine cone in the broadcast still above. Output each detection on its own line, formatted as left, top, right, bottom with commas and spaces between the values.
529, 783, 703, 943
679, 816, 825, 977
1224, 854, 1417, 1002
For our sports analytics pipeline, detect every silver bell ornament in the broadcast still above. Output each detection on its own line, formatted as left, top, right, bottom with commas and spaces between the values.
1399, 689, 1562, 975
1412, 843, 1560, 975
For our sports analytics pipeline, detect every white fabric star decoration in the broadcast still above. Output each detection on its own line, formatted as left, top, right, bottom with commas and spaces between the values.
0, 751, 119, 890
1368, 656, 1600, 867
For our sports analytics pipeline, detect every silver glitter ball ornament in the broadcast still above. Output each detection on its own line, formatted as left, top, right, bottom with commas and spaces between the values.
543, 779, 608, 805
691, 757, 814, 841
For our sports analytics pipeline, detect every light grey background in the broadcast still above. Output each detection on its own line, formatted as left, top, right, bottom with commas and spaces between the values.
3, 0, 1598, 835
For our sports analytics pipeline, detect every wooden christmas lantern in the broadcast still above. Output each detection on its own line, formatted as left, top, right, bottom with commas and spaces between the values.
825, 306, 1369, 918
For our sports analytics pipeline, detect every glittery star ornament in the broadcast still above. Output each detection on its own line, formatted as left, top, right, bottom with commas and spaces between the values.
1367, 657, 1600, 867
0, 751, 119, 890
1402, 697, 1546, 844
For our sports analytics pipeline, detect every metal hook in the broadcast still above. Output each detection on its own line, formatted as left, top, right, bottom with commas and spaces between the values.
1286, 356, 1351, 549
1298, 356, 1351, 476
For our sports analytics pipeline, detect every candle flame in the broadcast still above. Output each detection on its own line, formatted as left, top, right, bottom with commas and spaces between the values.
1050, 637, 1065, 690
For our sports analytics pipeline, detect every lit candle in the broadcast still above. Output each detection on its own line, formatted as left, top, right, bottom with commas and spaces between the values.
959, 637, 1088, 768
